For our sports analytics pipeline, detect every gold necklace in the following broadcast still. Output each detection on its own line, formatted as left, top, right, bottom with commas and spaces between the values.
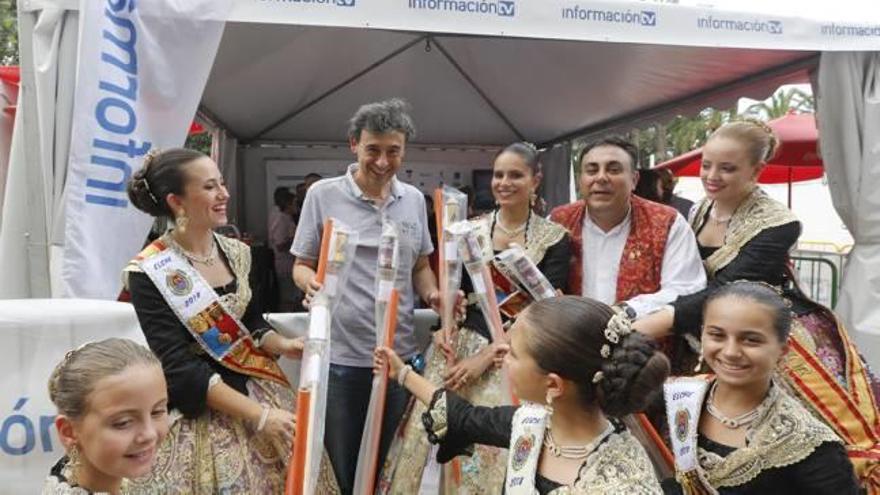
170, 235, 218, 266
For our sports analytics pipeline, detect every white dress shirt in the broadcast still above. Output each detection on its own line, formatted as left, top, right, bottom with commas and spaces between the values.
581, 210, 706, 319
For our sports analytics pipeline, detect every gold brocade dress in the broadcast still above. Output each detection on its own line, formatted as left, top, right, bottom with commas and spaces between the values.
671, 189, 880, 493
123, 233, 339, 494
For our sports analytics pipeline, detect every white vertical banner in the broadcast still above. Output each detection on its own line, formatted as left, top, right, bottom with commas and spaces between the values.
61, 0, 231, 298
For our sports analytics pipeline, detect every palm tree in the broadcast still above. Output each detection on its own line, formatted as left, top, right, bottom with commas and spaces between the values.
745, 87, 814, 119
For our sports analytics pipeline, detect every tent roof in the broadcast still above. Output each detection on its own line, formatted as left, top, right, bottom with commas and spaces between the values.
201, 23, 816, 147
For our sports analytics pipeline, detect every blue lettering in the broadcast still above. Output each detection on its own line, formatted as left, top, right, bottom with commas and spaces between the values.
40, 415, 55, 452
0, 398, 36, 456
95, 97, 136, 134
102, 8, 137, 75
86, 155, 132, 192
93, 137, 151, 158
107, 0, 129, 12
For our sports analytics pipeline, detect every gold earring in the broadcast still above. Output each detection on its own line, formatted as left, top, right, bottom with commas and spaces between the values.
175, 209, 189, 234
530, 191, 537, 207
545, 392, 554, 417
67, 444, 81, 485
694, 351, 704, 373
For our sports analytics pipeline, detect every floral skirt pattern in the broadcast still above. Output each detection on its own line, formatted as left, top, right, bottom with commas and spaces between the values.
127, 377, 339, 494
378, 330, 507, 495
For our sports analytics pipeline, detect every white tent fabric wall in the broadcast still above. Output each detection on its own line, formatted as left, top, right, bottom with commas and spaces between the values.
0, 74, 20, 222
817, 52, 880, 369
0, 4, 77, 298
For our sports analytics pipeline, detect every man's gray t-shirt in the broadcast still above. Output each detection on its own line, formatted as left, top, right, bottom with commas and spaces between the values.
291, 163, 434, 367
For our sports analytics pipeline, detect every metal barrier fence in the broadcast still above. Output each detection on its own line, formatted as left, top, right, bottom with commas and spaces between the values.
791, 245, 850, 309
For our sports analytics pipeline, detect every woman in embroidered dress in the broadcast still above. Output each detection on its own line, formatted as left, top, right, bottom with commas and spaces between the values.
634, 120, 880, 490
376, 295, 667, 494
43, 339, 169, 495
379, 142, 571, 494
122, 148, 339, 494
662, 281, 859, 494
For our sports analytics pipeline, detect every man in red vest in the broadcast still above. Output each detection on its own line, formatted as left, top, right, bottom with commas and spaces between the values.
550, 137, 705, 320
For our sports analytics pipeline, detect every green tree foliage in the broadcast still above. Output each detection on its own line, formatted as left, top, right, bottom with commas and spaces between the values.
185, 131, 212, 156
744, 87, 814, 119
0, 0, 17, 66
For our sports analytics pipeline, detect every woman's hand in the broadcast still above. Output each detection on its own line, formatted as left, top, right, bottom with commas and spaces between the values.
432, 328, 458, 364
256, 408, 296, 456
444, 346, 495, 390
374, 346, 406, 381
491, 342, 510, 369
275, 336, 305, 360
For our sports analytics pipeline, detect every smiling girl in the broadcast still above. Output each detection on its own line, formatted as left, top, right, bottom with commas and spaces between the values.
663, 282, 859, 494
43, 338, 169, 495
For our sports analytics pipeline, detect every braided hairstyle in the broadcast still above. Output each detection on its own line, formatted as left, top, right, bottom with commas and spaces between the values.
520, 296, 670, 417
48, 338, 162, 419
709, 119, 779, 166
127, 148, 206, 218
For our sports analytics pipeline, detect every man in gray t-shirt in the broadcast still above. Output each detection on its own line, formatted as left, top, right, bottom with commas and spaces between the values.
291, 99, 441, 494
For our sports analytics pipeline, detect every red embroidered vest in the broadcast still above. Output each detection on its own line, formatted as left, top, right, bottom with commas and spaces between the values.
550, 196, 677, 302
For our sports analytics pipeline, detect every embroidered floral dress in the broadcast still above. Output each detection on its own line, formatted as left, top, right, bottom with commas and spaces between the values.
122, 232, 339, 494
662, 376, 859, 495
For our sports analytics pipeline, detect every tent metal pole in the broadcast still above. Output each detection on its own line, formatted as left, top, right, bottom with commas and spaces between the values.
246, 36, 428, 143
431, 38, 525, 141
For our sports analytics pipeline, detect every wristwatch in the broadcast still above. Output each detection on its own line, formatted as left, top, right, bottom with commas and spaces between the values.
613, 302, 637, 321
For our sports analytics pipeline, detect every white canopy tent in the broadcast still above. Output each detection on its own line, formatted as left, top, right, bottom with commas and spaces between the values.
1, 1, 879, 361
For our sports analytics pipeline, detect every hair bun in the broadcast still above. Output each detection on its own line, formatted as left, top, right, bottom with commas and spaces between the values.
597, 332, 670, 417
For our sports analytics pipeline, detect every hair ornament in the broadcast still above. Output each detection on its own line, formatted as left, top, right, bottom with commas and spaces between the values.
592, 370, 605, 384
603, 311, 632, 345
61, 342, 92, 369
143, 148, 162, 168
739, 117, 774, 137
142, 177, 159, 206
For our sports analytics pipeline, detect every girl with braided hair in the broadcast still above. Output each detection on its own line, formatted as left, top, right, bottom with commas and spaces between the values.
42, 338, 169, 494
634, 120, 880, 492
380, 142, 570, 494
375, 296, 667, 494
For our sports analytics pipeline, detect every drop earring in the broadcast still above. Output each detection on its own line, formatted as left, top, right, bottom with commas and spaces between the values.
175, 209, 189, 234
694, 351, 704, 373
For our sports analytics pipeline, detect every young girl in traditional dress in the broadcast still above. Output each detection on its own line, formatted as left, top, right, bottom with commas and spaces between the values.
376, 295, 667, 494
43, 338, 169, 494
635, 121, 879, 491
380, 142, 571, 494
662, 281, 859, 494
